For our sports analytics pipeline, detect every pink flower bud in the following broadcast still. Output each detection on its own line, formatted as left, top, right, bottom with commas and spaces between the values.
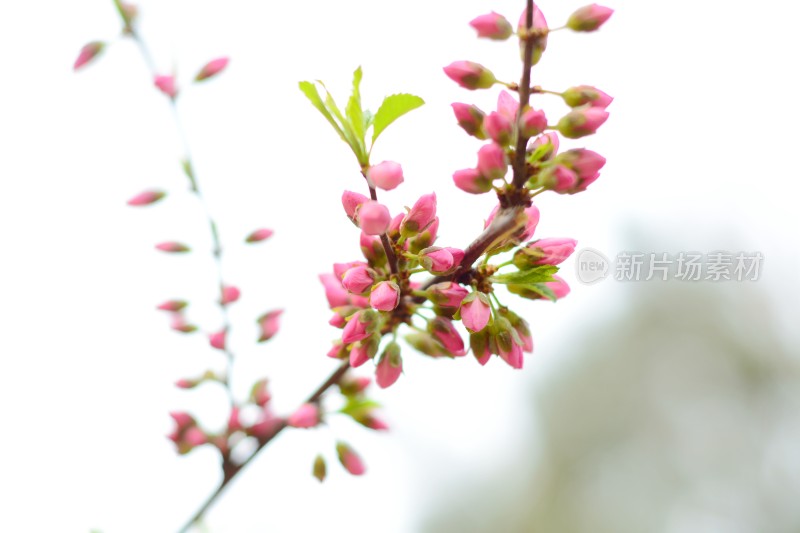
157, 300, 187, 312
561, 148, 607, 179
319, 273, 350, 308
519, 205, 541, 241
360, 232, 386, 265
370, 281, 400, 311
175, 378, 194, 389
426, 282, 469, 308
336, 441, 366, 475
376, 343, 403, 388
400, 193, 437, 236
367, 161, 404, 191
250, 379, 271, 407
518, 6, 549, 65
127, 189, 166, 206
443, 61, 497, 90
195, 57, 229, 82
529, 132, 560, 161
342, 190, 369, 225
470, 330, 493, 366
288, 403, 320, 428
556, 106, 609, 139
497, 91, 519, 122
498, 341, 524, 369
340, 376, 372, 396
498, 308, 534, 353
350, 342, 371, 367
327, 342, 347, 359
341, 266, 376, 295
257, 309, 283, 342
539, 164, 579, 192
154, 75, 178, 99
429, 317, 466, 356
155, 242, 190, 253
358, 201, 391, 235
445, 247, 465, 266
484, 112, 513, 146
333, 261, 367, 280
453, 168, 492, 194
363, 415, 390, 431
209, 330, 227, 350
562, 85, 613, 109
419, 247, 455, 275
451, 103, 486, 138
514, 238, 578, 267
460, 293, 492, 332
477, 143, 508, 180
169, 314, 197, 334
245, 228, 274, 243
329, 313, 346, 328
341, 310, 374, 344
408, 216, 439, 253
547, 275, 571, 299
567, 4, 614, 32
228, 406, 243, 432
183, 427, 208, 447
521, 108, 548, 137
74, 41, 105, 70
220, 285, 240, 305
470, 11, 513, 40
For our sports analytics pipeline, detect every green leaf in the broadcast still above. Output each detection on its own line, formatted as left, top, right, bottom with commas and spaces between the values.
491, 265, 559, 285
346, 67, 366, 148
340, 397, 381, 419
319, 81, 367, 165
371, 93, 425, 145
508, 282, 558, 302
298, 81, 346, 142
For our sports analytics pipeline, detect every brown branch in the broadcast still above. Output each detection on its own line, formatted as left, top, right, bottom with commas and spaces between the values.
511, 0, 536, 189
364, 177, 399, 275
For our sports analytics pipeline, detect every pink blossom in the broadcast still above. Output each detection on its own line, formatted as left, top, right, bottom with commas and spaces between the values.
541, 165, 579, 192
567, 4, 614, 32
546, 275, 571, 299
451, 103, 486, 138
443, 61, 496, 90
154, 75, 178, 99
469, 11, 513, 40
257, 309, 283, 342
358, 201, 391, 235
516, 238, 577, 267
460, 293, 492, 332
376, 343, 403, 388
341, 311, 373, 344
419, 247, 455, 275
195, 57, 229, 81
497, 91, 519, 122
484, 112, 513, 146
350, 342, 371, 367
400, 193, 437, 236
521, 108, 548, 137
341, 190, 369, 224
426, 282, 469, 308
453, 168, 492, 194
127, 189, 166, 206
370, 281, 400, 311
498, 341, 524, 369
341, 266, 376, 295
367, 161, 404, 191
477, 143, 508, 180
287, 403, 320, 428
429, 317, 466, 356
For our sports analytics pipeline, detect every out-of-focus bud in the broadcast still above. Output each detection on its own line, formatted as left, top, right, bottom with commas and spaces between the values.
339, 376, 372, 396
484, 112, 513, 146
498, 308, 534, 353
288, 403, 320, 428
548, 148, 606, 193
74, 41, 105, 71
336, 441, 366, 475
400, 193, 437, 237
367, 161, 404, 191
157, 300, 187, 312
513, 237, 577, 267
349, 341, 371, 367
313, 454, 327, 482
405, 332, 447, 358
492, 317, 524, 369
154, 75, 178, 99
127, 189, 165, 206
257, 309, 283, 342
250, 379, 271, 407
376, 342, 403, 388
195, 57, 229, 82
477, 143, 508, 180
419, 247, 455, 275
470, 329, 493, 365
508, 274, 571, 301
556, 106, 609, 139
537, 164, 579, 192
245, 228, 274, 243
341, 310, 378, 344
341, 266, 377, 295
370, 281, 400, 312
227, 406, 243, 433
428, 317, 466, 356
426, 282, 469, 308
342, 190, 369, 225
220, 285, 240, 305
443, 61, 497, 90
497, 91, 519, 122
453, 168, 493, 195
155, 242, 190, 253
319, 273, 350, 308
519, 205, 540, 241
518, 6, 549, 65
451, 103, 486, 139
209, 330, 227, 350
567, 4, 614, 32
520, 107, 547, 137
561, 85, 613, 108
169, 314, 197, 334
470, 11, 513, 40
358, 201, 391, 235
408, 217, 439, 254
360, 232, 387, 267
327, 341, 348, 359
460, 292, 492, 332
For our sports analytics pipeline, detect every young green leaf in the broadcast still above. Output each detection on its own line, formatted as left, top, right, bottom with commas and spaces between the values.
346, 67, 366, 147
490, 265, 559, 285
298, 81, 347, 142
371, 93, 425, 145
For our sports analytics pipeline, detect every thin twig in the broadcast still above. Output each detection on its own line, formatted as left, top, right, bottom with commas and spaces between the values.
511, 0, 536, 189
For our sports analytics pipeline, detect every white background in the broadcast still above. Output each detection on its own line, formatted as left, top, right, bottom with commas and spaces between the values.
1, 0, 798, 531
